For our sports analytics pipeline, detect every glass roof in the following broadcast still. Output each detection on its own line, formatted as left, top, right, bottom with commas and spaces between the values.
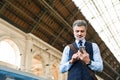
72, 0, 120, 62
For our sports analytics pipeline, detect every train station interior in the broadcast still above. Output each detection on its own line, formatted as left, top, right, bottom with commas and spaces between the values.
0, 0, 120, 80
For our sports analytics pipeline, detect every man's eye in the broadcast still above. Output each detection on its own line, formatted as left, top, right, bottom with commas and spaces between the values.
76, 30, 84, 33
81, 30, 84, 32
76, 30, 79, 32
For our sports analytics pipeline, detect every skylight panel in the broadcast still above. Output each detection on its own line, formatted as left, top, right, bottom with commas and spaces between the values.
72, 0, 120, 62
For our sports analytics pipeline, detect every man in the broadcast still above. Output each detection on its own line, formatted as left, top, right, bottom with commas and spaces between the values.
60, 20, 103, 80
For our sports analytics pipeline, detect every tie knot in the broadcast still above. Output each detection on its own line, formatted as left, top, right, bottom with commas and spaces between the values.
78, 40, 82, 46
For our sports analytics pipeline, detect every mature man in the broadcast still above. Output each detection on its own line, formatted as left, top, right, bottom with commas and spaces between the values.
60, 20, 103, 80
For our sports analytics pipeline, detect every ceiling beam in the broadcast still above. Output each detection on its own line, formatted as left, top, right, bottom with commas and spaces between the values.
38, 0, 73, 31
4, 0, 66, 44
104, 60, 120, 78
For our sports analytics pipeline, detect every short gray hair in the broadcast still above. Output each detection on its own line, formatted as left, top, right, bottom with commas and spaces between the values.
72, 20, 87, 29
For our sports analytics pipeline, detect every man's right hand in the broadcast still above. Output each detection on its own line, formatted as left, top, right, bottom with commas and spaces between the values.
69, 52, 80, 64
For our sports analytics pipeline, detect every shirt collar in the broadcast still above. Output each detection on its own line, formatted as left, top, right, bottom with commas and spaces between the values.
75, 39, 86, 45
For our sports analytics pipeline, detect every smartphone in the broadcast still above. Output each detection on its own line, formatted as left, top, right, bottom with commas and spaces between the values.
79, 46, 85, 53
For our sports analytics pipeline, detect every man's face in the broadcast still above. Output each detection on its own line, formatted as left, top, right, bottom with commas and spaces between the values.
73, 26, 87, 40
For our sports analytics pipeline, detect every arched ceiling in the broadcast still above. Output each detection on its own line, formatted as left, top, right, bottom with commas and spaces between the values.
0, 0, 120, 80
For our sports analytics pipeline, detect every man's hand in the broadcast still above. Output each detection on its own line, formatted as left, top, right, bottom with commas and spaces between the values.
69, 52, 80, 64
78, 48, 91, 64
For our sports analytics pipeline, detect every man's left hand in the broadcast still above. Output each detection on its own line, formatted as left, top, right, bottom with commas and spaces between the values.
78, 49, 91, 64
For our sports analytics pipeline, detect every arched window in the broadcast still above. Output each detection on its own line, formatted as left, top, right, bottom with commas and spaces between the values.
31, 54, 43, 76
0, 39, 21, 68
52, 64, 58, 80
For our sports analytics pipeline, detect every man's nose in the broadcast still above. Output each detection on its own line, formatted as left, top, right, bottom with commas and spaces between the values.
78, 31, 82, 35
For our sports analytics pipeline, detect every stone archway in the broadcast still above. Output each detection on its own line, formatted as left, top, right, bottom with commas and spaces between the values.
0, 39, 21, 68
51, 64, 58, 80
31, 54, 43, 77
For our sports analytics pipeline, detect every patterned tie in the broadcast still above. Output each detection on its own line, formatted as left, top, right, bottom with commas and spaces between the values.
79, 40, 82, 46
